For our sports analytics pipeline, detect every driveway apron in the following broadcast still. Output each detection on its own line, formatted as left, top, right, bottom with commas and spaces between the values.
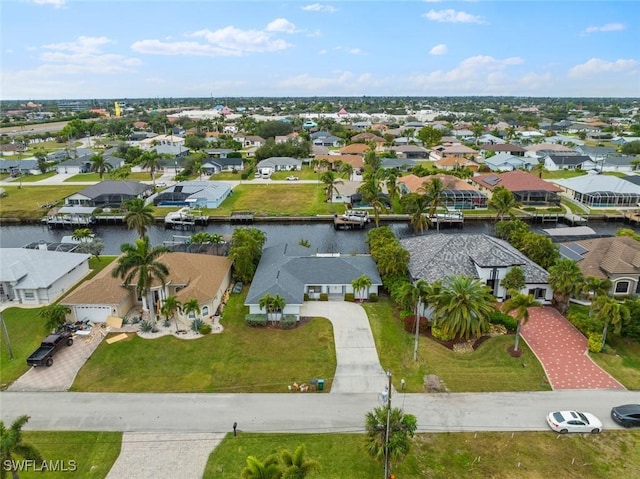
521, 307, 625, 390
300, 301, 388, 394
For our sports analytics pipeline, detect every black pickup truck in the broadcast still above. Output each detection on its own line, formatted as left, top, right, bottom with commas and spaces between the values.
26, 331, 73, 367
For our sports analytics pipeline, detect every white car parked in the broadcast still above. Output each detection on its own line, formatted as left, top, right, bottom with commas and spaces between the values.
546, 410, 602, 434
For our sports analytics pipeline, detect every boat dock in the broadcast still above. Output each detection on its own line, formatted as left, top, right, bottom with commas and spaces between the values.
334, 210, 370, 230
430, 211, 464, 228
44, 206, 96, 229
230, 211, 254, 224
164, 207, 210, 230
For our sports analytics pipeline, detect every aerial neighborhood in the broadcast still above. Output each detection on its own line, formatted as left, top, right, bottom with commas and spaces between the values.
1, 96, 640, 477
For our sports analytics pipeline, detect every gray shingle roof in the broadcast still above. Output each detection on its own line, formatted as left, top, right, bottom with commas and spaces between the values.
74, 180, 152, 199
399, 234, 548, 283
245, 243, 382, 305
0, 249, 90, 289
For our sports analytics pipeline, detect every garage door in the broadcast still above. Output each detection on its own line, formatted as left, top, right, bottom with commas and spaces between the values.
74, 305, 111, 323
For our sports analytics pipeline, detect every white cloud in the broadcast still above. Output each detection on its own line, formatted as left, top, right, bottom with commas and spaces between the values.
32, 0, 66, 8
301, 4, 337, 13
319, 49, 327, 55
131, 39, 241, 57
568, 58, 638, 77
266, 18, 297, 34
185, 25, 293, 54
43, 36, 112, 54
584, 23, 625, 33
429, 44, 447, 55
423, 9, 485, 24
38, 52, 141, 74
348, 48, 362, 55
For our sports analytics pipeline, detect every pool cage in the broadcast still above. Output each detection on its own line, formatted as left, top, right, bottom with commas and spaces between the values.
440, 189, 488, 210
574, 191, 640, 208
513, 191, 560, 206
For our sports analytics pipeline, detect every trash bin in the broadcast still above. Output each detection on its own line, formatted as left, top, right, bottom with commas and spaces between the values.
310, 379, 318, 391
317, 379, 324, 391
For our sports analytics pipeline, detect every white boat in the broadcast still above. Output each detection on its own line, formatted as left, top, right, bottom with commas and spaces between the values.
164, 207, 209, 229
341, 210, 370, 223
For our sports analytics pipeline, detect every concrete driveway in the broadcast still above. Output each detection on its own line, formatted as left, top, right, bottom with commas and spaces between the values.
300, 301, 388, 394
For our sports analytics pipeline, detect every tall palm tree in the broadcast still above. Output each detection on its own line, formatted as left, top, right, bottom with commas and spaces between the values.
397, 279, 430, 361
71, 227, 93, 242
241, 455, 282, 479
111, 237, 169, 330
320, 171, 343, 203
279, 445, 319, 478
161, 295, 182, 332
592, 296, 630, 349
364, 406, 417, 474
531, 161, 547, 179
488, 186, 518, 222
90, 152, 113, 180
582, 276, 612, 303
502, 292, 541, 352
123, 197, 155, 239
401, 193, 430, 234
351, 274, 372, 302
270, 294, 286, 323
548, 258, 584, 314
385, 171, 399, 207
182, 298, 201, 321
139, 150, 162, 187
432, 275, 497, 340
38, 303, 71, 332
420, 177, 446, 232
0, 415, 43, 479
259, 293, 274, 322
339, 162, 354, 181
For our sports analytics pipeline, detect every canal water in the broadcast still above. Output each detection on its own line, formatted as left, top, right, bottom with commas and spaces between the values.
0, 219, 637, 256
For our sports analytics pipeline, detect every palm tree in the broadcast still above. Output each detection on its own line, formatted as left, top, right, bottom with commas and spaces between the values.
500, 266, 526, 298
592, 296, 630, 349
270, 294, 286, 323
71, 227, 93, 242
259, 293, 274, 322
241, 454, 282, 479
488, 186, 518, 222
320, 171, 343, 203
397, 279, 429, 361
531, 161, 547, 179
38, 303, 71, 332
548, 258, 584, 314
432, 275, 497, 340
364, 406, 417, 474
139, 150, 162, 187
582, 276, 612, 303
351, 274, 372, 302
90, 152, 113, 180
339, 162, 354, 181
279, 445, 319, 478
161, 295, 182, 332
401, 193, 430, 234
419, 177, 446, 232
502, 292, 541, 352
385, 171, 399, 207
0, 415, 43, 479
182, 298, 201, 321
123, 197, 155, 239
111, 237, 169, 330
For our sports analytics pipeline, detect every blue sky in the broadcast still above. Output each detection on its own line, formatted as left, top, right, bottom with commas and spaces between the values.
2, 0, 639, 100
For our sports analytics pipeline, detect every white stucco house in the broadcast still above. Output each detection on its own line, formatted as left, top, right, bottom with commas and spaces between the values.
0, 249, 91, 305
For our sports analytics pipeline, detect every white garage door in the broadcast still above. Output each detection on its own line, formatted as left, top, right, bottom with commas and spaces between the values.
74, 305, 111, 323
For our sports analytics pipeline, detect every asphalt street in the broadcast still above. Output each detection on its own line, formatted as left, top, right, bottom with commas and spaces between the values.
2, 390, 638, 434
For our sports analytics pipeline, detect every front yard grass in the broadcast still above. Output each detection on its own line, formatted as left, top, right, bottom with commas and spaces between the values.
542, 170, 588, 179
591, 336, 640, 389
19, 171, 57, 182
204, 430, 640, 479
64, 172, 150, 182
17, 431, 121, 479
0, 185, 81, 219
71, 291, 336, 392
363, 299, 550, 393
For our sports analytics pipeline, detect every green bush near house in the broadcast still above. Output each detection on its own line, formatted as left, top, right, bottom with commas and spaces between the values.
319, 293, 328, 301
344, 293, 355, 302
245, 314, 267, 327
280, 315, 297, 329
489, 311, 517, 331
368, 293, 378, 302
588, 333, 603, 353
199, 324, 213, 335
431, 324, 456, 342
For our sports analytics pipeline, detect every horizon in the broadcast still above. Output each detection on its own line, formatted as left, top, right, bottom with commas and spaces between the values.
1, 1, 639, 100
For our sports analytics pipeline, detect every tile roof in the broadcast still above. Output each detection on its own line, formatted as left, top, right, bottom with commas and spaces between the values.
481, 143, 526, 152
399, 234, 549, 284
398, 174, 478, 193
314, 155, 364, 168
73, 180, 152, 199
339, 143, 370, 155
570, 236, 640, 279
473, 170, 562, 192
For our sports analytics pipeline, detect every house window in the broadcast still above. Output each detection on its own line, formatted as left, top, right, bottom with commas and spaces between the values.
615, 281, 630, 294
24, 291, 35, 300
528, 288, 546, 299
202, 306, 209, 316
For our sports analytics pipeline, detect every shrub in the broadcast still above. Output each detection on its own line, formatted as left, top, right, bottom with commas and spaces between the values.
191, 318, 205, 332
403, 315, 429, 334
566, 308, 601, 336
489, 311, 518, 332
280, 315, 297, 329
199, 323, 212, 335
303, 293, 309, 301
245, 314, 267, 327
588, 333, 603, 353
319, 293, 328, 301
368, 293, 378, 302
163, 319, 171, 328
431, 324, 456, 342
139, 320, 153, 332
344, 293, 355, 302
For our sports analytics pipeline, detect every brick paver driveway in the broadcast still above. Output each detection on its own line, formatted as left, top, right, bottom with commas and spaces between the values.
521, 307, 625, 390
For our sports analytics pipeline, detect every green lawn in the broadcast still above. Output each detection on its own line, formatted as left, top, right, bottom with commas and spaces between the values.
64, 172, 151, 182
15, 431, 121, 479
71, 291, 336, 392
19, 171, 57, 182
591, 336, 640, 389
541, 170, 588, 179
204, 430, 640, 479
270, 166, 321, 181
0, 185, 81, 219
363, 299, 550, 393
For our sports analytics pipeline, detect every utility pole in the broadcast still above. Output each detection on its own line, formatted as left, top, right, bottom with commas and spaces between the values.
413, 298, 421, 361
1, 312, 15, 360
384, 370, 392, 479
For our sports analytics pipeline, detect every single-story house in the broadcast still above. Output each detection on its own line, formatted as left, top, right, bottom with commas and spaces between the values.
472, 170, 562, 206
54, 154, 124, 175
480, 143, 526, 157
256, 157, 302, 174
234, 135, 266, 148
399, 234, 552, 303
430, 144, 478, 162
543, 154, 597, 172
559, 236, 640, 296
201, 157, 244, 174
150, 144, 190, 158
524, 143, 576, 160
64, 181, 153, 207
484, 153, 538, 172
245, 243, 383, 320
398, 174, 487, 209
551, 175, 640, 208
575, 146, 617, 162
380, 157, 417, 171
434, 156, 480, 172
611, 137, 640, 146
138, 134, 185, 150
0, 159, 39, 176
61, 252, 232, 323
312, 135, 342, 148
390, 145, 429, 160
330, 181, 364, 204
204, 148, 235, 159
0, 249, 91, 305
153, 181, 232, 208
340, 143, 372, 156
314, 155, 365, 172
